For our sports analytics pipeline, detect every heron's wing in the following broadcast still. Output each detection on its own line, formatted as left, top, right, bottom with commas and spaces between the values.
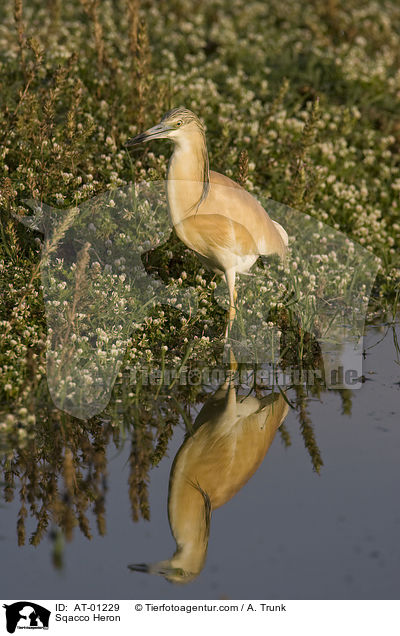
174, 213, 258, 265
207, 171, 287, 258
254, 391, 280, 412
193, 386, 230, 430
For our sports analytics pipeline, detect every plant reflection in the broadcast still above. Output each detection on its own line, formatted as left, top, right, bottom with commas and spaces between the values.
0, 340, 354, 575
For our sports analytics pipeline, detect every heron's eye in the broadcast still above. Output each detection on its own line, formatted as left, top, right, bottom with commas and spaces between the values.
176, 120, 183, 127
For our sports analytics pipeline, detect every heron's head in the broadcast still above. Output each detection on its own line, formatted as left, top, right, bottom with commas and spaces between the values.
128, 559, 200, 584
125, 107, 204, 147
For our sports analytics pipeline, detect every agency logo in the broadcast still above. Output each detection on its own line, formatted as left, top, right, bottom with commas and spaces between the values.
2, 602, 50, 633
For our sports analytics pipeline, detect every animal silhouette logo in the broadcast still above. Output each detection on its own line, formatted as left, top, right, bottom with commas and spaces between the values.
2, 602, 50, 633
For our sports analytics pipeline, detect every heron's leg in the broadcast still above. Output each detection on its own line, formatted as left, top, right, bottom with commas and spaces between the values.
228, 347, 238, 374
224, 268, 236, 338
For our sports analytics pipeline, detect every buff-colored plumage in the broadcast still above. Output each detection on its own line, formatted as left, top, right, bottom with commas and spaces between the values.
126, 107, 288, 335
128, 368, 289, 583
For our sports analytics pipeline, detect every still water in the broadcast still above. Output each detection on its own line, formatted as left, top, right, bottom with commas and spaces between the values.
1, 324, 399, 599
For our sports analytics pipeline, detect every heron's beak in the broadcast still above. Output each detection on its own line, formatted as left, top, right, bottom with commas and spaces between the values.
127, 561, 179, 577
125, 123, 172, 147
128, 562, 150, 573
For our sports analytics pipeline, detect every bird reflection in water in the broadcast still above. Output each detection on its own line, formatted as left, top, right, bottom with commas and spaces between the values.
129, 362, 289, 584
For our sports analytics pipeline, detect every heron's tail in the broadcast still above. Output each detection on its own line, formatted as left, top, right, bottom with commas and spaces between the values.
272, 220, 289, 249
259, 217, 288, 260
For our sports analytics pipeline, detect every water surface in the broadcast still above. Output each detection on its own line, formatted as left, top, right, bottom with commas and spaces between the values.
1, 324, 399, 599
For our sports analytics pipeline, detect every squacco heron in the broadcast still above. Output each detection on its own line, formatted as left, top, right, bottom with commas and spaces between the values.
126, 107, 288, 335
129, 376, 289, 584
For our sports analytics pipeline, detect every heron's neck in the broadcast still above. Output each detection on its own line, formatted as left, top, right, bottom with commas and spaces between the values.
168, 479, 211, 575
167, 131, 210, 223
170, 538, 208, 575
